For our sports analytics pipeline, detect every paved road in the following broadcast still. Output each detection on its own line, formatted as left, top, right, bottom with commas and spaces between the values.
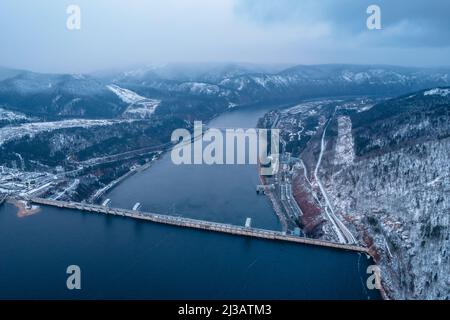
314, 117, 356, 244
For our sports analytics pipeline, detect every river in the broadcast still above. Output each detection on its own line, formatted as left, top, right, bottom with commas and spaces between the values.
0, 105, 381, 299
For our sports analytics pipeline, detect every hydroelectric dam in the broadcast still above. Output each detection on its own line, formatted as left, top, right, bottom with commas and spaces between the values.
27, 197, 369, 254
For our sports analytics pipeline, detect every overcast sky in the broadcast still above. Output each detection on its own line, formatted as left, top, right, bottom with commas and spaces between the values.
1, 0, 449, 73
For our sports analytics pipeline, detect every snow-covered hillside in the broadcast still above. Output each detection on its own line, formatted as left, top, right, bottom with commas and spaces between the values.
106, 84, 147, 104
0, 107, 29, 122
319, 92, 450, 299
0, 119, 132, 146
107, 84, 160, 118
1, 64, 450, 119
424, 88, 450, 97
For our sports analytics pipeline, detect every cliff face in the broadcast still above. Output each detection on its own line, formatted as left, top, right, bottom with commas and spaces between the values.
320, 89, 450, 299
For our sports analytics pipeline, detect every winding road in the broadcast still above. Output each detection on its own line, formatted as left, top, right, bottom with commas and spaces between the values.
314, 117, 356, 244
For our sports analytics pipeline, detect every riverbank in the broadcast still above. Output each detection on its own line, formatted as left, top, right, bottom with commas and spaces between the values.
0, 194, 6, 206
103, 105, 282, 230
88, 109, 227, 205
89, 151, 164, 204
9, 198, 41, 217
94, 104, 277, 208
259, 174, 288, 232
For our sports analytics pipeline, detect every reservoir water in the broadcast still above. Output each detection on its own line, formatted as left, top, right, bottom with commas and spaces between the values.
106, 106, 280, 229
0, 106, 381, 299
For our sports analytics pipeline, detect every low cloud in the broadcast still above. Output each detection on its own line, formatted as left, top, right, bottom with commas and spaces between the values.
235, 0, 450, 47
0, 0, 449, 73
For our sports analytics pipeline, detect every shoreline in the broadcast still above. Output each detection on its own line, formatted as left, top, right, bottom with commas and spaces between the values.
9, 198, 41, 217
88, 109, 242, 204
89, 151, 165, 204
88, 132, 209, 204
361, 234, 392, 300
89, 103, 284, 203
258, 170, 288, 232
91, 112, 223, 202
258, 111, 388, 300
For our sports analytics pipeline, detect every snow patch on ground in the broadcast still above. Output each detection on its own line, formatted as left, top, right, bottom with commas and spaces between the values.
71, 74, 86, 80
0, 108, 29, 121
334, 116, 355, 166
178, 82, 221, 95
424, 88, 450, 97
107, 84, 146, 104
107, 84, 160, 118
123, 100, 161, 119
357, 104, 375, 112
0, 119, 132, 146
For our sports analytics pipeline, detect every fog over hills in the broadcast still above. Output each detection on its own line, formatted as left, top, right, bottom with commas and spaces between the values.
1, 63, 450, 120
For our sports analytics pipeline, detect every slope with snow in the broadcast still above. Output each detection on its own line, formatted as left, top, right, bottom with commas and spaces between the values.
0, 107, 30, 122
107, 84, 160, 118
424, 88, 450, 97
106, 84, 146, 103
0, 119, 132, 146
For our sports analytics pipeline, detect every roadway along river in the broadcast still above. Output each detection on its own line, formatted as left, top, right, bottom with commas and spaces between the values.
0, 105, 381, 299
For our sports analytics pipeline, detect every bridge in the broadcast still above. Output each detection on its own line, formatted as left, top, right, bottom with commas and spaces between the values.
28, 197, 369, 254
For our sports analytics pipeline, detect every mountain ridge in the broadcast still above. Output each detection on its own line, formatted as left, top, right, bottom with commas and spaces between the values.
1, 64, 450, 120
